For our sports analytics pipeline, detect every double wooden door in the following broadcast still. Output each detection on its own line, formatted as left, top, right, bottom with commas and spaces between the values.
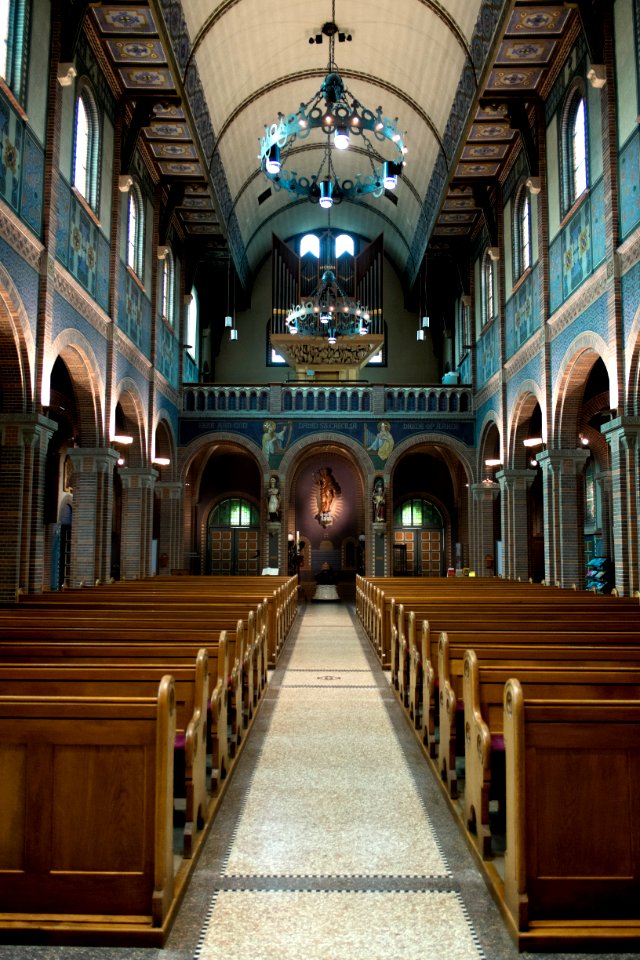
393, 529, 443, 576
208, 528, 260, 575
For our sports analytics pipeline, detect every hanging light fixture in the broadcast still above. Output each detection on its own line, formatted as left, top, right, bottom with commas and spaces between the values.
259, 6, 406, 205
285, 266, 370, 343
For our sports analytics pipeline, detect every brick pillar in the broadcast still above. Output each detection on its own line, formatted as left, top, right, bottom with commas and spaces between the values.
497, 469, 535, 581
0, 415, 54, 599
120, 468, 156, 579
601, 417, 640, 596
67, 448, 119, 587
155, 480, 184, 575
469, 481, 499, 577
538, 448, 589, 588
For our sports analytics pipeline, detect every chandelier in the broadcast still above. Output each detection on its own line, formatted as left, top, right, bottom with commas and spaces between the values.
259, 16, 407, 207
285, 267, 370, 343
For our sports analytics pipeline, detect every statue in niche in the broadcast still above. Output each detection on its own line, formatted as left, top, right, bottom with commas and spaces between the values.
267, 476, 280, 521
372, 477, 386, 522
314, 466, 341, 527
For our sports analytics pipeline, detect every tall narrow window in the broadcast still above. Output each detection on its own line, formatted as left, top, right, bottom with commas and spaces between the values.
335, 233, 354, 258
481, 250, 495, 327
300, 233, 320, 258
127, 183, 144, 279
160, 248, 174, 326
0, 0, 27, 101
562, 86, 588, 212
73, 87, 100, 210
513, 186, 532, 280
186, 287, 198, 361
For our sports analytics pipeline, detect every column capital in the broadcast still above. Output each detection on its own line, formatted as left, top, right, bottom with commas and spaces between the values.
496, 468, 536, 489
470, 480, 500, 500
155, 480, 184, 499
119, 466, 158, 490
601, 416, 640, 451
67, 447, 120, 474
537, 447, 590, 474
0, 413, 57, 448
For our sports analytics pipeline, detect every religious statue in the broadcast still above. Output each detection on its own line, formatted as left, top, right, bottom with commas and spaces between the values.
314, 466, 341, 527
267, 476, 280, 520
372, 477, 386, 522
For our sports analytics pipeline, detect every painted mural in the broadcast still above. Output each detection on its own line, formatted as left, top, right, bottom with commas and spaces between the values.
620, 127, 640, 241
118, 262, 152, 357
505, 264, 539, 359
476, 318, 500, 387
56, 179, 110, 312
549, 177, 606, 313
0, 90, 44, 238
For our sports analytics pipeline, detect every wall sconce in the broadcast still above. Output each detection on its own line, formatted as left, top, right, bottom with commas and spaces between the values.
484, 458, 502, 467
152, 457, 171, 466
523, 437, 544, 448
111, 434, 134, 445
579, 434, 589, 447
117, 457, 125, 467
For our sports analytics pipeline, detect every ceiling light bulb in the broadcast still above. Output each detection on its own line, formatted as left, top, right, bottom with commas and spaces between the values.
334, 127, 349, 150
265, 144, 281, 175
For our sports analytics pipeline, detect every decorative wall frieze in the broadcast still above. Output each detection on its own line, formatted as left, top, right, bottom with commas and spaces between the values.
114, 327, 153, 378
547, 262, 608, 341
504, 329, 543, 377
0, 200, 42, 271
154, 369, 181, 408
617, 227, 640, 277
53, 262, 110, 339
474, 376, 501, 411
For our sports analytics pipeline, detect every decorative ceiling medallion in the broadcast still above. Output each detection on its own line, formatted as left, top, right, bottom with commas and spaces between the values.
462, 143, 509, 160
180, 197, 213, 208
455, 162, 500, 178
120, 67, 173, 89
496, 39, 555, 64
146, 122, 191, 140
506, 7, 570, 35
486, 68, 543, 89
157, 161, 203, 176
150, 142, 198, 159
469, 123, 514, 141
105, 38, 165, 62
92, 6, 158, 34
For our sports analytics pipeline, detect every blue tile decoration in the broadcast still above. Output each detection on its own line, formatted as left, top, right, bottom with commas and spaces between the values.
184, 352, 198, 383
118, 262, 152, 358
590, 177, 606, 268
506, 353, 542, 412
549, 185, 604, 314
157, 319, 179, 388
550, 291, 608, 383
96, 233, 110, 311
619, 128, 640, 241
56, 178, 71, 268
116, 353, 149, 404
474, 393, 501, 445
476, 320, 500, 388
0, 91, 23, 213
622, 259, 640, 342
19, 129, 44, 237
51, 289, 110, 353
0, 234, 38, 335
505, 265, 539, 359
458, 354, 471, 385
156, 391, 179, 437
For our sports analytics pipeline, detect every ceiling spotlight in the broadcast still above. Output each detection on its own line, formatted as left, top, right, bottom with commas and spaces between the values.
319, 178, 334, 208
334, 126, 349, 150
265, 144, 281, 175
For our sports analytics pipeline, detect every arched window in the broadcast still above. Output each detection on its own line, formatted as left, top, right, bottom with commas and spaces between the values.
563, 87, 588, 211
186, 287, 198, 361
481, 249, 495, 328
73, 85, 100, 210
160, 248, 175, 326
209, 498, 259, 528
513, 185, 531, 280
394, 498, 443, 528
0, 0, 28, 101
300, 233, 320, 258
127, 182, 144, 279
335, 233, 354, 258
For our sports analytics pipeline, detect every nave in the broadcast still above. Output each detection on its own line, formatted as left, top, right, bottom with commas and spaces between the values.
1, 601, 638, 960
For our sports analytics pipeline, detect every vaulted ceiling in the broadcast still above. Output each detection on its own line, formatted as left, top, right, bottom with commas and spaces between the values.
85, 1, 583, 293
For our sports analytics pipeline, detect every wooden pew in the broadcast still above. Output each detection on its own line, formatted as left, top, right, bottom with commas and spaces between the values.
503, 680, 640, 949
463, 650, 640, 858
436, 629, 640, 796
0, 655, 208, 858
0, 677, 176, 937
0, 630, 231, 792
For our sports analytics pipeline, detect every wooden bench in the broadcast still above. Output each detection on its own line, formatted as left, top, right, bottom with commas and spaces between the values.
0, 678, 176, 938
503, 681, 640, 949
0, 656, 209, 858
463, 650, 640, 858
0, 630, 231, 791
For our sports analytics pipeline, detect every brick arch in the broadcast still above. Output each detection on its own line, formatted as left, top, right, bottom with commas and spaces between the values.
383, 431, 474, 487
477, 417, 502, 476
179, 431, 263, 486
47, 330, 105, 446
152, 413, 177, 482
0, 264, 35, 413
113, 380, 147, 469
506, 381, 544, 469
552, 334, 612, 448
626, 304, 640, 416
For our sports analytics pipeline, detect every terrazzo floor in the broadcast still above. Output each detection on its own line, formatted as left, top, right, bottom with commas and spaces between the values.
3, 600, 640, 960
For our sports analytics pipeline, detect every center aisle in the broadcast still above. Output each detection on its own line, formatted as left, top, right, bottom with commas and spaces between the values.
173, 601, 518, 960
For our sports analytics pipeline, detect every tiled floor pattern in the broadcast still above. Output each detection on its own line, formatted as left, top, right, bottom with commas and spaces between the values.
194, 602, 484, 960
3, 602, 640, 960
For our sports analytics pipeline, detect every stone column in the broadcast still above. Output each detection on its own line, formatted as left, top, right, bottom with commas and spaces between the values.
469, 481, 499, 577
496, 469, 535, 581
0, 415, 55, 599
538, 448, 590, 589
67, 448, 119, 587
119, 467, 157, 580
155, 481, 184, 575
601, 417, 640, 595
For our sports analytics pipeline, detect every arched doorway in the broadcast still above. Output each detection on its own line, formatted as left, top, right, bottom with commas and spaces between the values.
392, 497, 445, 576
207, 497, 260, 574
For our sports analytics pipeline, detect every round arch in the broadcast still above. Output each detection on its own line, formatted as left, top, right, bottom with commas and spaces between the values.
152, 412, 178, 482
113, 379, 147, 469
0, 264, 34, 412
625, 301, 640, 416
46, 330, 105, 446
552, 333, 614, 447
506, 380, 545, 468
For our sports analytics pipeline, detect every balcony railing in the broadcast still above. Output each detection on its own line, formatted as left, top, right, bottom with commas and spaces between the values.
182, 383, 473, 417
